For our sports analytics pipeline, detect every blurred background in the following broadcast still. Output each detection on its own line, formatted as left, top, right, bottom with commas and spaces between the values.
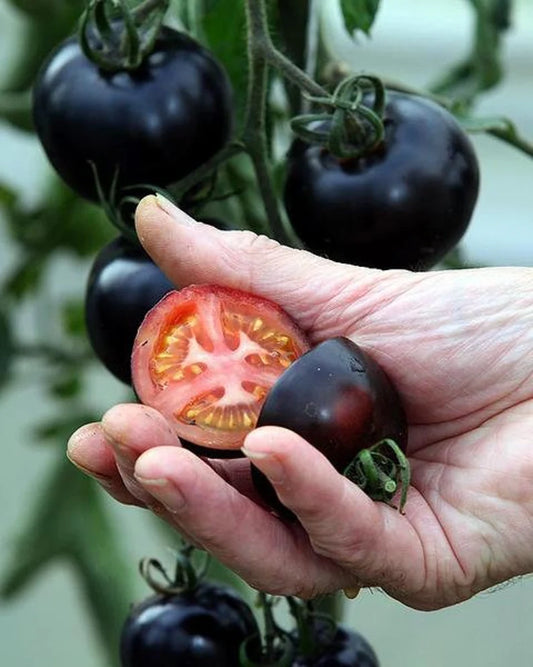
1, 1, 532, 665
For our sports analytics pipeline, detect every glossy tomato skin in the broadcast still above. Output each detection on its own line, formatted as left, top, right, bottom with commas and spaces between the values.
120, 582, 259, 667
33, 27, 233, 201
283, 91, 479, 270
292, 622, 379, 667
252, 337, 406, 514
132, 285, 310, 450
85, 236, 174, 385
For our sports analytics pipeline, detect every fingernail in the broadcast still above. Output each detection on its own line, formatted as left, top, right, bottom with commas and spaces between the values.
155, 193, 197, 226
343, 586, 362, 600
65, 452, 115, 488
135, 474, 187, 512
241, 445, 285, 484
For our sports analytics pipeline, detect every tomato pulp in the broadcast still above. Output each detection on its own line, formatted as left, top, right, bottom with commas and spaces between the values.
132, 285, 310, 449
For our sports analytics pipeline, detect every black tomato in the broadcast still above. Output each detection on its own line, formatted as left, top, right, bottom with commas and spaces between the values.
85, 235, 174, 385
252, 337, 407, 514
283, 91, 479, 270
292, 622, 379, 667
119, 582, 259, 667
33, 27, 233, 201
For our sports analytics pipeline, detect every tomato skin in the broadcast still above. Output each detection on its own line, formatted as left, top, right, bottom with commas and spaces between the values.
252, 337, 407, 514
283, 91, 479, 270
292, 622, 379, 666
33, 27, 233, 201
85, 236, 174, 385
132, 285, 310, 450
119, 582, 259, 667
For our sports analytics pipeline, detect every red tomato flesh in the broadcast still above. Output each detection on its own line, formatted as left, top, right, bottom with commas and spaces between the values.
132, 285, 310, 449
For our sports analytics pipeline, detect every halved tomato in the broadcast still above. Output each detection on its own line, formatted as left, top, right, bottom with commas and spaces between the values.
131, 285, 310, 449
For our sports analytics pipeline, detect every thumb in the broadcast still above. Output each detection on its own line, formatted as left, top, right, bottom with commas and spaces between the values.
134, 194, 382, 333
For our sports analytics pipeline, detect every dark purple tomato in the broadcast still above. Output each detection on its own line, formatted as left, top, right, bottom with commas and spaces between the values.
85, 235, 174, 385
119, 582, 259, 667
292, 622, 379, 666
33, 27, 233, 201
252, 337, 407, 514
283, 90, 479, 270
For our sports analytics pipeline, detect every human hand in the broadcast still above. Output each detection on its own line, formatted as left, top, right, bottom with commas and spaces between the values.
67, 195, 533, 610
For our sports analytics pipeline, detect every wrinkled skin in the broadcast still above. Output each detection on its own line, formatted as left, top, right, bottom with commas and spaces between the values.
68, 195, 533, 611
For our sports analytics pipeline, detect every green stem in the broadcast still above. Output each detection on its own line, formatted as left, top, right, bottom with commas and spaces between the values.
243, 0, 292, 244
488, 126, 533, 159
173, 141, 245, 200
246, 0, 327, 99
258, 592, 277, 661
313, 592, 343, 624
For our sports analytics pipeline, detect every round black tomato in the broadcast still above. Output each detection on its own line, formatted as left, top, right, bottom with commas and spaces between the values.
85, 235, 174, 385
283, 91, 479, 271
292, 622, 379, 667
33, 27, 233, 202
252, 337, 407, 513
120, 582, 259, 667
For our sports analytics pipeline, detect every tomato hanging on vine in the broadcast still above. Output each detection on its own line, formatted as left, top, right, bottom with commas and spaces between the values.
32, 9, 233, 202
284, 88, 480, 270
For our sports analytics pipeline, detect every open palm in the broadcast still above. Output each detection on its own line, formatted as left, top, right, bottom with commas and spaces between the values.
68, 195, 533, 610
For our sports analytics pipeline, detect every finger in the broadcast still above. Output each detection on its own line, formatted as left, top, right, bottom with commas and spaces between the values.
67, 423, 144, 507
242, 426, 425, 594
100, 403, 181, 506
134, 194, 382, 336
133, 445, 352, 598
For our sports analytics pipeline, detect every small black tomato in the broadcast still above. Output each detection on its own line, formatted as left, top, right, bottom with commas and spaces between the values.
292, 621, 379, 667
33, 27, 233, 201
283, 90, 480, 270
85, 235, 174, 385
119, 582, 259, 667
252, 337, 408, 514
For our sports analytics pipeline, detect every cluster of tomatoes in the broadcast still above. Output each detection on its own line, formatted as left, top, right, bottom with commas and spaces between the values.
120, 552, 379, 666
32, 7, 480, 665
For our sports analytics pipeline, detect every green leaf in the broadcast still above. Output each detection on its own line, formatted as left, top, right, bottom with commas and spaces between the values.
33, 412, 94, 442
1, 457, 132, 667
0, 306, 14, 391
1, 179, 114, 269
49, 373, 84, 399
61, 298, 87, 338
430, 0, 513, 106
2, 254, 45, 300
0, 90, 33, 133
339, 0, 380, 36
199, 0, 248, 129
0, 183, 18, 208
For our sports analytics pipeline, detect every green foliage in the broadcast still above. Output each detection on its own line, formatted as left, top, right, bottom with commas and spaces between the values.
430, 0, 512, 106
339, 0, 381, 36
1, 457, 133, 667
198, 0, 248, 129
0, 304, 14, 390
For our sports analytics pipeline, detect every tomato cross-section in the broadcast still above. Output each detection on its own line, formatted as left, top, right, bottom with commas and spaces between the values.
132, 285, 310, 449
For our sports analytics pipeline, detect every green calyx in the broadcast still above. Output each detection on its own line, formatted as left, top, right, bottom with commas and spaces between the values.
139, 543, 209, 596
344, 438, 411, 513
79, 0, 170, 71
290, 74, 386, 159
